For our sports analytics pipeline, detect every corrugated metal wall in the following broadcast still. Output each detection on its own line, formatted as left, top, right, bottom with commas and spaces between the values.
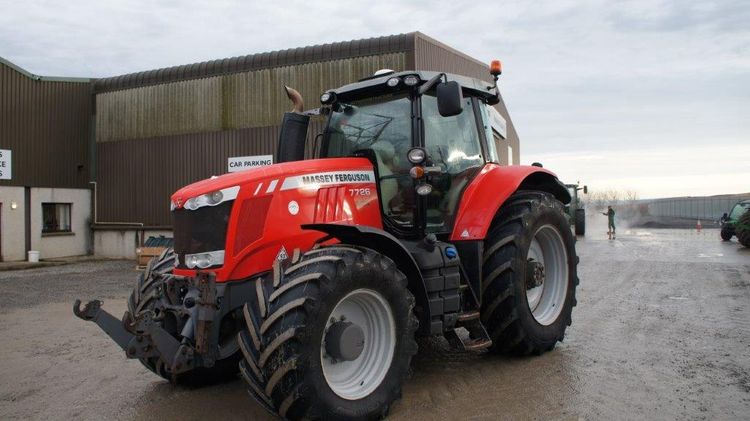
96, 53, 406, 142
96, 77, 223, 143
0, 61, 91, 188
222, 55, 407, 129
413, 33, 520, 165
643, 194, 750, 220
96, 119, 325, 225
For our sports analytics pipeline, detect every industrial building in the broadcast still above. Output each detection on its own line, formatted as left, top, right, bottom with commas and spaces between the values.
0, 58, 92, 261
0, 32, 521, 261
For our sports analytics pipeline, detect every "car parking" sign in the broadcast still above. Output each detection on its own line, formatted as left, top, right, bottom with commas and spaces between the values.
0, 149, 10, 180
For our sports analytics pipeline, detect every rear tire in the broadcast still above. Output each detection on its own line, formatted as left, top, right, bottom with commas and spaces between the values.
481, 191, 578, 355
574, 208, 586, 236
737, 211, 750, 247
126, 248, 240, 385
238, 245, 418, 420
720, 224, 734, 241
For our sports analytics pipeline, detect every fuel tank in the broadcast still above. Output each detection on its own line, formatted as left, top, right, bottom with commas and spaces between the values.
170, 157, 382, 281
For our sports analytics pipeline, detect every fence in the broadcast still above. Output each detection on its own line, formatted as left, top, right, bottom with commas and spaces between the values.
640, 194, 749, 220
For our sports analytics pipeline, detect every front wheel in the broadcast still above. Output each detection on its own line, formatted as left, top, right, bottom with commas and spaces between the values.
238, 245, 418, 420
720, 224, 734, 241
481, 191, 578, 355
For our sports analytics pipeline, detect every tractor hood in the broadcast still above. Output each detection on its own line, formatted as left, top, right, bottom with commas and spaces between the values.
169, 156, 382, 281
170, 157, 374, 209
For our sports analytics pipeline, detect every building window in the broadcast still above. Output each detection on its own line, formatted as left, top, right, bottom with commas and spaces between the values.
42, 203, 72, 233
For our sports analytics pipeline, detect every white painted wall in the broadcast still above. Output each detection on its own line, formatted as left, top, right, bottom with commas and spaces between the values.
0, 186, 26, 261
94, 229, 173, 259
30, 187, 91, 259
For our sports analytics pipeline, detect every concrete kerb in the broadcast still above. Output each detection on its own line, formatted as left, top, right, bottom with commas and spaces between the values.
0, 256, 120, 272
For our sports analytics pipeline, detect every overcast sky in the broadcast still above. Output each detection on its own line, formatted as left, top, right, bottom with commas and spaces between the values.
1, 0, 748, 199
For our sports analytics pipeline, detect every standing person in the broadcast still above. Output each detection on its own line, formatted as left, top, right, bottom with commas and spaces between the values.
602, 205, 616, 239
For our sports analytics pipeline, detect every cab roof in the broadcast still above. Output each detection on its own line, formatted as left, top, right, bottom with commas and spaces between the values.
329, 70, 500, 105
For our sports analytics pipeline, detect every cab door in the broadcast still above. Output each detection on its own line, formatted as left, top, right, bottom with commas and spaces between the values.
420, 95, 485, 234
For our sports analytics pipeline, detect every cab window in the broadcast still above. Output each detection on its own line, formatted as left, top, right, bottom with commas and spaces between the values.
479, 104, 500, 163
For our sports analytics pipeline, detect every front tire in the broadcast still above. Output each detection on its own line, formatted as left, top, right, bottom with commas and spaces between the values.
481, 191, 578, 355
126, 248, 241, 385
238, 245, 418, 420
720, 224, 734, 241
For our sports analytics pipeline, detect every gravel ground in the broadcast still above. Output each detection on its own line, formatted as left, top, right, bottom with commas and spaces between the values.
1, 217, 749, 420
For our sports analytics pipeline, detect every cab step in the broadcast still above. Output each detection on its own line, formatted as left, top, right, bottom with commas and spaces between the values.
457, 310, 480, 323
445, 317, 492, 352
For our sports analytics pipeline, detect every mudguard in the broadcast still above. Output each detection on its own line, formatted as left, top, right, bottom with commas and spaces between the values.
450, 164, 570, 241
302, 223, 432, 334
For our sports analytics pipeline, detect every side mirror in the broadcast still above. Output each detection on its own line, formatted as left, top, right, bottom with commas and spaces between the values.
436, 81, 463, 117
583, 185, 588, 194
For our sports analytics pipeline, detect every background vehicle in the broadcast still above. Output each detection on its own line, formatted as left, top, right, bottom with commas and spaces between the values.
721, 200, 750, 246
565, 183, 587, 235
75, 63, 578, 420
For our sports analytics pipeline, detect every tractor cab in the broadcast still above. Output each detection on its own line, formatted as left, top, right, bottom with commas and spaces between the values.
318, 70, 504, 238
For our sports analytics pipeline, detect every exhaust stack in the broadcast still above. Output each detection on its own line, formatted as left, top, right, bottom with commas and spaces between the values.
284, 85, 304, 113
277, 85, 310, 163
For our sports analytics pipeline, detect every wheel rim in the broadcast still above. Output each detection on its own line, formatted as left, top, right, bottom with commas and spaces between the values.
526, 224, 569, 326
321, 288, 396, 400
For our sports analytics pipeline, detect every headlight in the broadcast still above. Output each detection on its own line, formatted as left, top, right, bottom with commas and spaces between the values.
180, 185, 239, 211
403, 75, 420, 86
386, 77, 400, 87
407, 147, 427, 164
185, 250, 225, 269
416, 183, 433, 196
320, 92, 335, 104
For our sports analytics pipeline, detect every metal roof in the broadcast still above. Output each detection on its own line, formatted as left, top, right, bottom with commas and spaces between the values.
93, 33, 417, 93
0, 56, 91, 83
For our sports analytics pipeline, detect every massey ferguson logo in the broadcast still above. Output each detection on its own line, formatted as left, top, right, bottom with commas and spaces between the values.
281, 170, 376, 191
301, 172, 372, 185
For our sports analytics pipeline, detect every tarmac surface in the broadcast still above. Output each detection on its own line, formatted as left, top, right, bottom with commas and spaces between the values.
1, 217, 749, 420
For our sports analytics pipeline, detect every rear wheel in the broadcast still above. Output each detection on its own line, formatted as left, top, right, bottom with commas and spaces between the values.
238, 245, 418, 420
125, 248, 241, 385
737, 211, 750, 247
574, 208, 586, 236
481, 191, 578, 355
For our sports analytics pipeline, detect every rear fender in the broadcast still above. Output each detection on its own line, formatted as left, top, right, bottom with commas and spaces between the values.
450, 164, 570, 241
302, 223, 431, 335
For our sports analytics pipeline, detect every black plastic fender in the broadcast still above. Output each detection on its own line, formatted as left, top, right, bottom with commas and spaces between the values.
302, 223, 432, 335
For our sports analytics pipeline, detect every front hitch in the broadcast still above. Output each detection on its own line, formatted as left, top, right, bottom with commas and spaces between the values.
74, 299, 135, 350
73, 298, 189, 374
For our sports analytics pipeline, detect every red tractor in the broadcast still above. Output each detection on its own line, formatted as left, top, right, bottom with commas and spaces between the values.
75, 63, 578, 420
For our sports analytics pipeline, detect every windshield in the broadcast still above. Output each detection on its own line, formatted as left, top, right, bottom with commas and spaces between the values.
730, 203, 750, 220
322, 94, 415, 227
321, 92, 487, 235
